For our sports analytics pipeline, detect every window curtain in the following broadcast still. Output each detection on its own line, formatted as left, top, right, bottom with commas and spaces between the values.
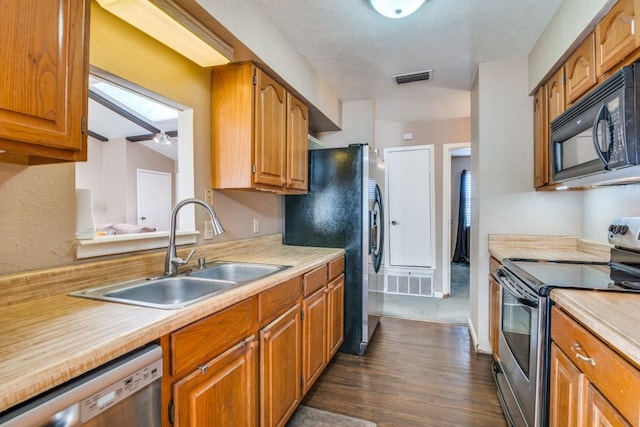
452, 169, 470, 265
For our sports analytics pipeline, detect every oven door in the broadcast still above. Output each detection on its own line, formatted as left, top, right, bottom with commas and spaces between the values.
497, 269, 540, 427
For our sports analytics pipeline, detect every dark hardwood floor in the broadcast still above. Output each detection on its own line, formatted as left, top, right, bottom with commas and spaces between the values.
303, 317, 508, 426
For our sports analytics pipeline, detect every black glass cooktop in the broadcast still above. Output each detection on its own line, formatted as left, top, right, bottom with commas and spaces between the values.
501, 259, 640, 295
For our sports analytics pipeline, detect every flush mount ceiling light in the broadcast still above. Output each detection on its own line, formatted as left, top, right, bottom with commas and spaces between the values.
96, 0, 233, 67
370, 0, 426, 18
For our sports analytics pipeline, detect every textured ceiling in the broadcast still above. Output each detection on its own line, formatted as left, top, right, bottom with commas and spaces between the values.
254, 0, 562, 122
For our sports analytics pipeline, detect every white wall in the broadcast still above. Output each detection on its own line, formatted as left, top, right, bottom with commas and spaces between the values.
470, 57, 582, 352
317, 100, 375, 148
582, 185, 640, 242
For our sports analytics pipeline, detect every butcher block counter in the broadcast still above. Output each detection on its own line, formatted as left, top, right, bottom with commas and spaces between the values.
0, 234, 343, 412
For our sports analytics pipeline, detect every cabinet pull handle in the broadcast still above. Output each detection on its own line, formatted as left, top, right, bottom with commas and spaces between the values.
571, 342, 596, 366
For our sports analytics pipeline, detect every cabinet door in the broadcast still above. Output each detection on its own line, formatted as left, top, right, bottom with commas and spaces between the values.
586, 384, 632, 427
254, 69, 286, 189
595, 0, 638, 76
488, 273, 500, 360
286, 93, 308, 192
302, 287, 327, 395
565, 33, 597, 104
326, 274, 345, 360
0, 0, 89, 162
173, 337, 258, 427
533, 86, 550, 189
546, 68, 566, 123
260, 304, 301, 427
549, 343, 586, 427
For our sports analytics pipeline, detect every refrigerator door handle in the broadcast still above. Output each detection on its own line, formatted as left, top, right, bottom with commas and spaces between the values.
372, 184, 384, 273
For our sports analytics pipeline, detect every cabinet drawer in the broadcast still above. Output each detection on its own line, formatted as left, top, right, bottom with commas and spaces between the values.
258, 276, 302, 326
551, 307, 640, 424
303, 265, 328, 297
328, 256, 345, 281
170, 298, 256, 378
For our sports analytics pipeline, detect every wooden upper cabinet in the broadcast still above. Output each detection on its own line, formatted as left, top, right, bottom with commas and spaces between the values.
0, 0, 89, 163
211, 62, 309, 194
595, 0, 639, 76
565, 33, 597, 104
546, 68, 566, 123
254, 69, 287, 188
533, 86, 550, 189
286, 93, 309, 192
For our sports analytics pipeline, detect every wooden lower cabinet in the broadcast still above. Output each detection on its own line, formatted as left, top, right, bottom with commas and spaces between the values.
586, 385, 632, 426
260, 304, 301, 427
173, 337, 258, 426
549, 343, 585, 426
550, 306, 640, 426
302, 287, 327, 395
489, 257, 501, 360
164, 255, 345, 427
326, 274, 345, 360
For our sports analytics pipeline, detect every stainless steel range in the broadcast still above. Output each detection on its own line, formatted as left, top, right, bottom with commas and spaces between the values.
492, 217, 640, 427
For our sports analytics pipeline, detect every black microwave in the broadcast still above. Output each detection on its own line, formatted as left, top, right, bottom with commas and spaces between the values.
551, 62, 640, 187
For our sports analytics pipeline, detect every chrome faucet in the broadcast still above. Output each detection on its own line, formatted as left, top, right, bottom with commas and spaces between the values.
165, 198, 224, 276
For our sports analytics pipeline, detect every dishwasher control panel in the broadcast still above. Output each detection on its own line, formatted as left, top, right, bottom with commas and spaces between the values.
80, 357, 163, 422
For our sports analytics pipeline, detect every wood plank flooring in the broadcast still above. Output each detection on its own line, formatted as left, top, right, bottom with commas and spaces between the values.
303, 317, 508, 426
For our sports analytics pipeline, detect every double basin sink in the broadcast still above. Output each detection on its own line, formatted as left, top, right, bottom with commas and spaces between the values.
70, 261, 290, 309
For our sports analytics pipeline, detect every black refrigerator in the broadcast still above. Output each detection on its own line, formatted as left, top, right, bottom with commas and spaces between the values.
284, 144, 384, 355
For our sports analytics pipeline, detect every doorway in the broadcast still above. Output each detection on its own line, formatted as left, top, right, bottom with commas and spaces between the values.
137, 169, 172, 231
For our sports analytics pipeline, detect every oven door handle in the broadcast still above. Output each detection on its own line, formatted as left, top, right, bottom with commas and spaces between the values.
496, 268, 539, 308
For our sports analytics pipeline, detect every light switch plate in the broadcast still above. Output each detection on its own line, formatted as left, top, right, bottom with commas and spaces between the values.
253, 218, 260, 234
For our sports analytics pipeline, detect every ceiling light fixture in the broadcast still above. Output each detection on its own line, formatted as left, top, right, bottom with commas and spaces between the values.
96, 0, 233, 67
370, 0, 426, 18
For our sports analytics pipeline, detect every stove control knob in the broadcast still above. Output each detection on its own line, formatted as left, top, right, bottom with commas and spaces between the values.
620, 225, 629, 235
612, 225, 620, 234
609, 224, 616, 233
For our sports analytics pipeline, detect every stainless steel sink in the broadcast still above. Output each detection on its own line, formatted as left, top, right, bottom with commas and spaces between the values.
188, 261, 289, 283
70, 276, 236, 309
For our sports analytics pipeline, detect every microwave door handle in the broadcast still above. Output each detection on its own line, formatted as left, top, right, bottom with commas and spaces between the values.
593, 103, 611, 165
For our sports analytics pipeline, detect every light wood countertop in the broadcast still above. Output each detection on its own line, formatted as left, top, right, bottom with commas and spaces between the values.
488, 234, 610, 262
551, 289, 640, 369
0, 235, 343, 412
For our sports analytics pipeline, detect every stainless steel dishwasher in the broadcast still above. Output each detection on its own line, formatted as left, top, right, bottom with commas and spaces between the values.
0, 344, 163, 427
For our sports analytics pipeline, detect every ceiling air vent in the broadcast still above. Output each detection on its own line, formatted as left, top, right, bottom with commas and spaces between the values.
393, 69, 432, 85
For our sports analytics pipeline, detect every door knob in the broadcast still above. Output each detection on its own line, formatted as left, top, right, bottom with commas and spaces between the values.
391, 220, 398, 225
141, 216, 147, 220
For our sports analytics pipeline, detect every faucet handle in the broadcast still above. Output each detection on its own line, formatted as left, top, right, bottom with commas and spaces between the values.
171, 249, 196, 268
183, 249, 196, 265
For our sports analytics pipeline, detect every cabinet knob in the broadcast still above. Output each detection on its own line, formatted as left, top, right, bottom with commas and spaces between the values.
391, 220, 398, 225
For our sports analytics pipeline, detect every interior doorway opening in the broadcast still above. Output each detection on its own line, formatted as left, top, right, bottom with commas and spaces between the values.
442, 143, 471, 300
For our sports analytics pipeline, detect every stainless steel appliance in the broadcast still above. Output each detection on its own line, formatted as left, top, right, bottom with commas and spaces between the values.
0, 344, 163, 427
493, 217, 640, 427
551, 62, 640, 188
284, 144, 384, 355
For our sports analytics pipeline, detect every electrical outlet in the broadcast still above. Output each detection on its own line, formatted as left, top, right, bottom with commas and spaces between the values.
204, 188, 214, 205
204, 221, 214, 239
253, 218, 260, 234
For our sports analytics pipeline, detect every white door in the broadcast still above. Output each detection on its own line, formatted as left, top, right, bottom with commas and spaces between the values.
137, 169, 171, 231
385, 146, 434, 267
